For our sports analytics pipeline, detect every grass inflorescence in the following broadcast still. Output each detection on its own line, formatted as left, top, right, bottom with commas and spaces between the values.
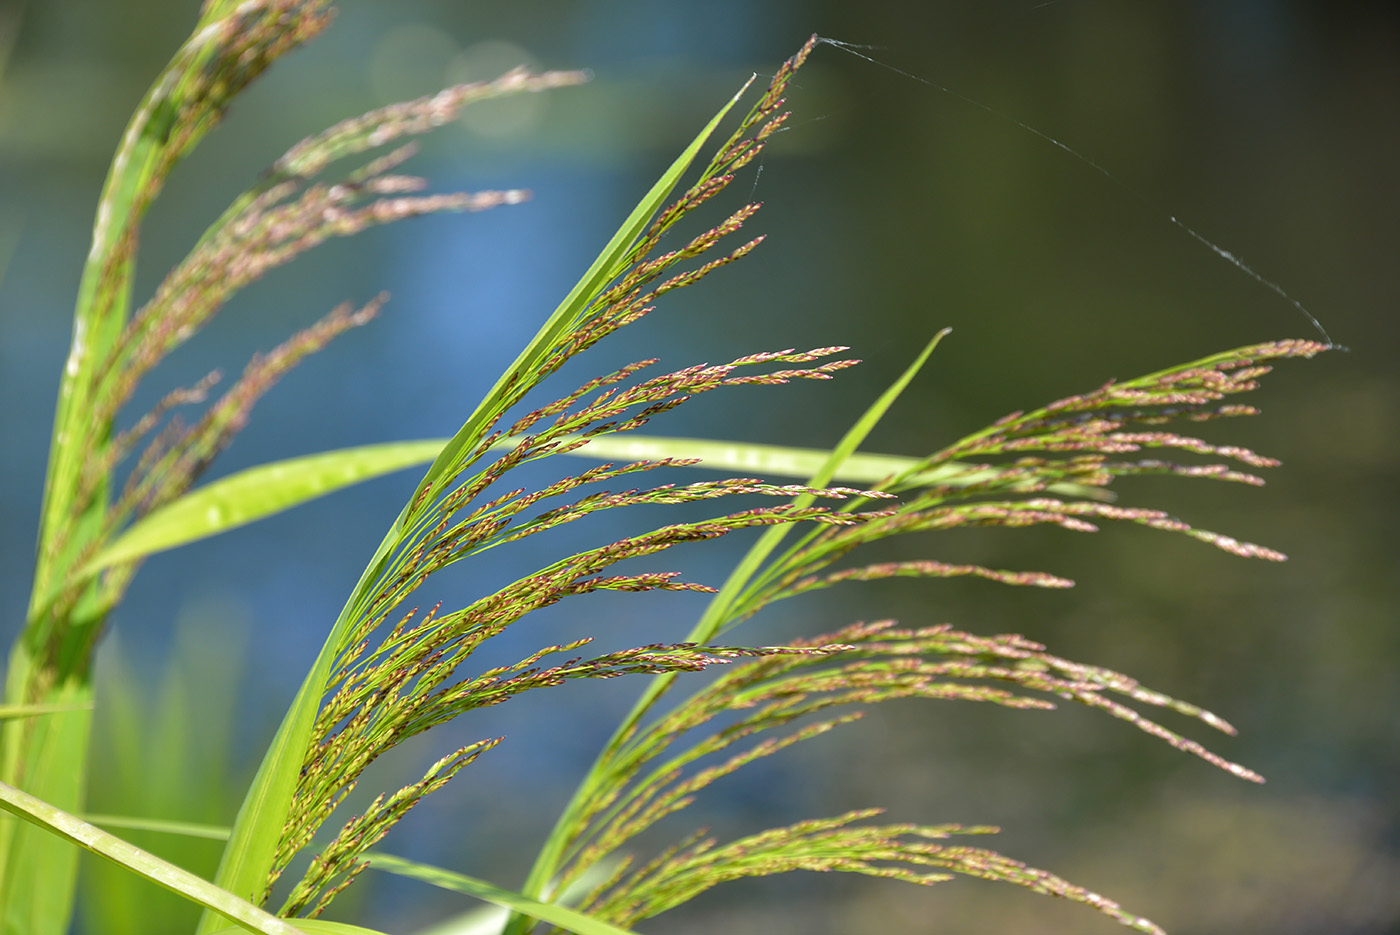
0, 12, 1329, 935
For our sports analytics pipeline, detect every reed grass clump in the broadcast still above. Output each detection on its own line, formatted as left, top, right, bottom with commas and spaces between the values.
0, 8, 1326, 935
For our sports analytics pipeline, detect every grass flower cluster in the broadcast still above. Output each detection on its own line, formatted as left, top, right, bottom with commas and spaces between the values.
0, 6, 1325, 935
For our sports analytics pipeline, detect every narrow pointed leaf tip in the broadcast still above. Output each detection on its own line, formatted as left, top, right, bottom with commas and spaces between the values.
84, 441, 446, 572
76, 428, 1043, 579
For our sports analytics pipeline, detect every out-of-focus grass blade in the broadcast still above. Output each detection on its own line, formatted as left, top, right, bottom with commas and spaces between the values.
208, 923, 388, 935
79, 621, 247, 933
0, 703, 90, 721
0, 684, 92, 935
0, 779, 307, 935
366, 853, 644, 935
84, 442, 445, 574
83, 814, 232, 841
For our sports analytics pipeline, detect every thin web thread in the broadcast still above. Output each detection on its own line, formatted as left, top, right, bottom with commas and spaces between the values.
816, 36, 1337, 349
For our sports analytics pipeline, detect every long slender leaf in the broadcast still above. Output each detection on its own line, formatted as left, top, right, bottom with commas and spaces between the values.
365, 853, 645, 935
0, 780, 306, 935
207, 923, 389, 935
83, 427, 1102, 580
408, 858, 622, 935
195, 660, 324, 931
532, 433, 1103, 497
83, 814, 232, 841
0, 703, 91, 721
84, 442, 445, 574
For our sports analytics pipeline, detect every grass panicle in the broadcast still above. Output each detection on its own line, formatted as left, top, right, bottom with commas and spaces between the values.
514, 334, 1320, 931
327, 347, 880, 671
2, 12, 1327, 935
269, 455, 892, 913
35, 0, 336, 609
722, 339, 1328, 630
278, 739, 501, 917
533, 618, 1257, 934
213, 37, 890, 914
571, 808, 1165, 935
280, 644, 842, 916
40, 67, 589, 628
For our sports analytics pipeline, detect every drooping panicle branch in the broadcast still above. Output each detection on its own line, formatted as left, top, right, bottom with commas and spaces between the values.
714, 340, 1327, 628
539, 618, 1250, 934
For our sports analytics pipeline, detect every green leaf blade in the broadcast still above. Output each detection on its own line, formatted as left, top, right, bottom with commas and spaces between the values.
697, 327, 952, 640
85, 442, 447, 573
0, 702, 91, 722
365, 853, 645, 935
0, 779, 308, 935
207, 924, 386, 935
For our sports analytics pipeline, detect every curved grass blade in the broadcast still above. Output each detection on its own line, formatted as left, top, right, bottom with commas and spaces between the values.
409, 858, 623, 935
84, 442, 445, 575
530, 434, 1106, 499
702, 327, 950, 641
207, 923, 388, 935
0, 703, 91, 722
81, 423, 1103, 585
411, 905, 506, 935
82, 814, 232, 841
0, 780, 307, 935
365, 853, 645, 935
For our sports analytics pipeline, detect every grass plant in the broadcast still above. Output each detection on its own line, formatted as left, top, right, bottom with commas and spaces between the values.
0, 7, 1326, 935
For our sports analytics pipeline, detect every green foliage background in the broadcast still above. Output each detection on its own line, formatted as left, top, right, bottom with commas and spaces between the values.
1, 2, 1395, 933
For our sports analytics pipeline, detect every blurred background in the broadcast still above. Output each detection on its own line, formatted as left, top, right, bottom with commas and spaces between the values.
1, 1, 1396, 933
